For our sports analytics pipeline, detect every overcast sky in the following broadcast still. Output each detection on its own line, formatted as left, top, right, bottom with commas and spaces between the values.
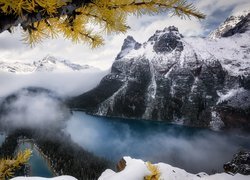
0, 0, 249, 70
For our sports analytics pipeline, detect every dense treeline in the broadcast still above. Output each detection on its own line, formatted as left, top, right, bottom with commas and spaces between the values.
0, 130, 32, 177
0, 129, 31, 158
36, 132, 110, 180
0, 133, 18, 158
0, 129, 110, 180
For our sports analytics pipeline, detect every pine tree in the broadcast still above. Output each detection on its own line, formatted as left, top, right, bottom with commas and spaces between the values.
0, 0, 205, 47
0, 149, 32, 179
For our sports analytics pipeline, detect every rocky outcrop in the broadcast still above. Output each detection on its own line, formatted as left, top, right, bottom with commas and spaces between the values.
209, 10, 250, 39
224, 150, 250, 175
69, 11, 250, 130
222, 13, 250, 37
116, 158, 127, 172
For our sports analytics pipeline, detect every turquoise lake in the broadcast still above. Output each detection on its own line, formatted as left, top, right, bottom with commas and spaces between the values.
0, 133, 5, 146
66, 111, 250, 174
18, 141, 54, 178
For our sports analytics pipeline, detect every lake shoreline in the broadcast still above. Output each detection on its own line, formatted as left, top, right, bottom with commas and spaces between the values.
17, 138, 56, 177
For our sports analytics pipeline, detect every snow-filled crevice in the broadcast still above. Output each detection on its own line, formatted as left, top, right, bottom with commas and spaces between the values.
142, 59, 158, 120
96, 82, 128, 116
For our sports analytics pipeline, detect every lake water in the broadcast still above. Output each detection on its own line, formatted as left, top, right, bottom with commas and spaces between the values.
18, 141, 54, 177
0, 133, 5, 146
66, 111, 250, 174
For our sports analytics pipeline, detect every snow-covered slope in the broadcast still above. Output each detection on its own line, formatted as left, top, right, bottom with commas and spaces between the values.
69, 10, 250, 130
0, 56, 97, 73
186, 31, 250, 77
209, 10, 250, 39
99, 157, 249, 180
33, 56, 94, 73
0, 61, 35, 73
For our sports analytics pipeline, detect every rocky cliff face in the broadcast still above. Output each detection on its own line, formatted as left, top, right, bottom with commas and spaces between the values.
69, 12, 250, 130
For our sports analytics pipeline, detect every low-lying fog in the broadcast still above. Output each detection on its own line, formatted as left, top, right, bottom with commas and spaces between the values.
0, 70, 108, 98
0, 70, 106, 132
66, 112, 250, 174
0, 89, 70, 131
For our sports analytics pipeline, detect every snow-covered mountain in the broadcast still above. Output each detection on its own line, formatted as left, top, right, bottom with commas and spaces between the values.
0, 61, 35, 73
69, 9, 250, 130
0, 56, 97, 73
209, 10, 250, 39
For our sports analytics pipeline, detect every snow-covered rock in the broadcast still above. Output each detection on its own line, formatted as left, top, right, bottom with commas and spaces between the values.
99, 157, 249, 180
0, 61, 35, 73
209, 10, 250, 39
0, 55, 97, 73
115, 36, 141, 60
11, 176, 77, 180
224, 151, 250, 175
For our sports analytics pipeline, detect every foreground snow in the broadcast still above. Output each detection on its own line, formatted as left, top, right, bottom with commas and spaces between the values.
10, 156, 249, 180
99, 157, 249, 180
11, 176, 77, 180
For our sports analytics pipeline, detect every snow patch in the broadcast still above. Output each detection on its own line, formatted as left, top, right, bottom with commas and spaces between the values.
210, 111, 224, 131
217, 88, 245, 104
96, 82, 128, 116
11, 176, 77, 180
99, 157, 250, 180
98, 157, 150, 180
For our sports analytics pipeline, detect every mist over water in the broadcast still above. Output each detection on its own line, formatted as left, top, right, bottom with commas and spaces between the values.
66, 112, 250, 174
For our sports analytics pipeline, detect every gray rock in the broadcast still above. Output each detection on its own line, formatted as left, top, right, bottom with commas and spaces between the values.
224, 150, 250, 175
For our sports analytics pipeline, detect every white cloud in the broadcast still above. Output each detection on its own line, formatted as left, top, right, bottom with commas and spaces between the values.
0, 0, 249, 70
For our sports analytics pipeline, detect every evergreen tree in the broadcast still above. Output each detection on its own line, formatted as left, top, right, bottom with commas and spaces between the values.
0, 0, 205, 47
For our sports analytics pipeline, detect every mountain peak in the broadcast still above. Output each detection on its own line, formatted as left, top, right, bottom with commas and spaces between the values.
209, 10, 250, 39
115, 36, 141, 60
148, 26, 182, 41
41, 55, 57, 63
148, 26, 183, 53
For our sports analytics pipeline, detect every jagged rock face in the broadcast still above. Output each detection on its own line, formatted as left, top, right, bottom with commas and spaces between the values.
116, 36, 141, 60
152, 26, 183, 53
69, 13, 250, 130
224, 150, 250, 175
222, 13, 250, 37
209, 10, 250, 39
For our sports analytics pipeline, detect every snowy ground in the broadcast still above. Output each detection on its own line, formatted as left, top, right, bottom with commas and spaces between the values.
98, 157, 249, 180
11, 176, 77, 180
10, 156, 249, 180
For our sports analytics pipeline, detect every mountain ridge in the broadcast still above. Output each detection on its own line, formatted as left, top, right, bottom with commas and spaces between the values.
0, 55, 98, 73
69, 9, 250, 130
209, 10, 250, 39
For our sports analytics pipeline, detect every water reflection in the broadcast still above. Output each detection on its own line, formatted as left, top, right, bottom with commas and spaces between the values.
66, 111, 250, 174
